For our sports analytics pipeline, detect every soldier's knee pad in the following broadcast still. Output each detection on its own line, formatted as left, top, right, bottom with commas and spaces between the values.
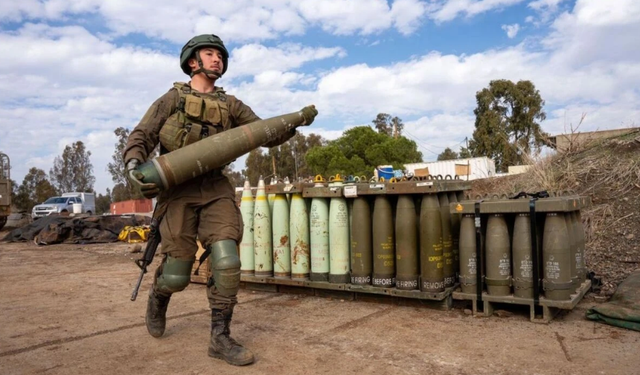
209, 240, 241, 297
156, 255, 194, 294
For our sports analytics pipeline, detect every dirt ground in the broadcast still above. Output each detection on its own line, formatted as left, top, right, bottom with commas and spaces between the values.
1, 238, 638, 375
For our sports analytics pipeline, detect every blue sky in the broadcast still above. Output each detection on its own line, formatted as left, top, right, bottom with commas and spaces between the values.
1, 0, 639, 195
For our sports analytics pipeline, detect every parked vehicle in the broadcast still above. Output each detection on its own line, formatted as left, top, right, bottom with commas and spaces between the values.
62, 192, 96, 215
31, 192, 95, 220
0, 152, 11, 230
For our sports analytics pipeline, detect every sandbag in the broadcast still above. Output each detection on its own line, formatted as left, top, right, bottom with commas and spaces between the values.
586, 270, 640, 332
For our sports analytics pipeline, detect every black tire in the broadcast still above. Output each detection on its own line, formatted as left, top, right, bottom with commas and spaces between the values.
0, 216, 6, 231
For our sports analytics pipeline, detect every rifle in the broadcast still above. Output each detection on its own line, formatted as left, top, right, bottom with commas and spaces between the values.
130, 213, 163, 301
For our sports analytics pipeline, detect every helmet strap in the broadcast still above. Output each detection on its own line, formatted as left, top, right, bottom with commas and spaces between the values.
190, 50, 222, 79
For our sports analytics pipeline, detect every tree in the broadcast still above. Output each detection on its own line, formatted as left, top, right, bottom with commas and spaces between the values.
14, 168, 57, 212
372, 113, 404, 137
306, 126, 422, 178
242, 132, 326, 186
468, 79, 548, 172
107, 127, 143, 201
244, 148, 273, 187
437, 147, 459, 161
223, 163, 245, 188
95, 189, 112, 215
111, 183, 130, 203
459, 147, 471, 159
50, 141, 95, 193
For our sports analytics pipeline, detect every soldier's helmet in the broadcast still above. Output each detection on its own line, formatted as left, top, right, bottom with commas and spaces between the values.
180, 34, 229, 76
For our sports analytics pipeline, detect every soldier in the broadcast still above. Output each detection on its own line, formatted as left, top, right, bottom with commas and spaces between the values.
123, 34, 297, 366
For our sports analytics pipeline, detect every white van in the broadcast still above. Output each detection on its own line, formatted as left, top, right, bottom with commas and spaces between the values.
61, 192, 96, 215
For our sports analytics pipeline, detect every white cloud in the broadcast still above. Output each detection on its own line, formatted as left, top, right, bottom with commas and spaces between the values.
228, 43, 346, 79
501, 23, 520, 38
1, 0, 430, 43
429, 0, 525, 23
528, 0, 564, 12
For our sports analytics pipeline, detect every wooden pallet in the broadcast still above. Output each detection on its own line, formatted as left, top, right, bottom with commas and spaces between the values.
452, 279, 591, 323
239, 275, 454, 310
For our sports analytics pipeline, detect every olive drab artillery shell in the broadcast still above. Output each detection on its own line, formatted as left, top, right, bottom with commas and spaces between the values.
485, 214, 512, 296
239, 179, 255, 275
290, 193, 310, 280
564, 213, 578, 289
395, 195, 419, 290
372, 195, 395, 287
310, 178, 330, 282
512, 213, 533, 298
329, 176, 350, 283
253, 177, 273, 276
272, 194, 291, 278
136, 107, 317, 190
448, 192, 461, 282
543, 213, 572, 300
458, 214, 477, 294
572, 211, 586, 284
420, 194, 444, 293
350, 197, 372, 285
438, 193, 455, 288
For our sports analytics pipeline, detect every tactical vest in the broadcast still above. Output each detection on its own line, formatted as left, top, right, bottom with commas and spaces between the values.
159, 82, 231, 152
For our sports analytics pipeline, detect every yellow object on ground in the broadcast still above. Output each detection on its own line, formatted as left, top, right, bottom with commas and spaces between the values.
118, 226, 150, 243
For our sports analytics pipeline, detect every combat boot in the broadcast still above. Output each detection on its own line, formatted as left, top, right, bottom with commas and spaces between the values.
208, 309, 255, 366
145, 288, 170, 338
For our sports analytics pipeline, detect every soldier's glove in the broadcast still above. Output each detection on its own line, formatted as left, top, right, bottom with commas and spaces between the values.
299, 105, 318, 126
126, 159, 160, 199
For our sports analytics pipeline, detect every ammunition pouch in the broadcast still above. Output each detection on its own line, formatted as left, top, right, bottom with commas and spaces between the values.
209, 240, 241, 297
542, 279, 574, 291
159, 82, 230, 152
485, 277, 512, 287
155, 255, 195, 294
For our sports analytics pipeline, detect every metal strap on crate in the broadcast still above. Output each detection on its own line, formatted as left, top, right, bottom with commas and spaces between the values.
474, 201, 483, 310
543, 280, 574, 291
529, 198, 541, 306
485, 278, 512, 287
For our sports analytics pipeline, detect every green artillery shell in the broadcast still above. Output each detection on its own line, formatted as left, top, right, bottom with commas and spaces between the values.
253, 177, 273, 276
448, 192, 461, 281
395, 195, 419, 290
512, 213, 533, 298
420, 194, 444, 293
543, 213, 572, 300
137, 107, 316, 190
272, 194, 291, 278
372, 195, 395, 287
438, 193, 454, 288
310, 196, 330, 282
239, 179, 255, 275
572, 211, 586, 284
329, 180, 349, 283
458, 214, 477, 294
485, 214, 511, 296
350, 197, 372, 285
290, 193, 310, 280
